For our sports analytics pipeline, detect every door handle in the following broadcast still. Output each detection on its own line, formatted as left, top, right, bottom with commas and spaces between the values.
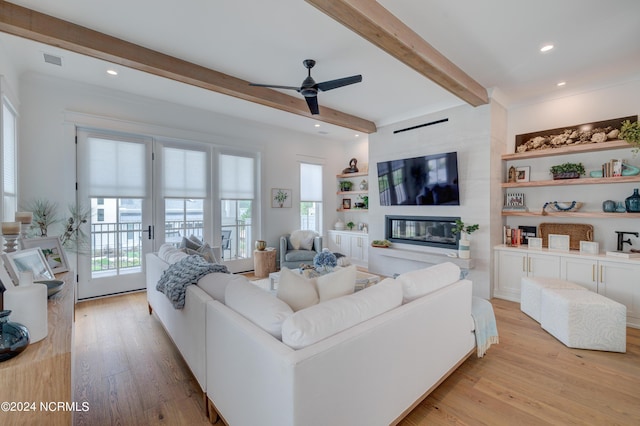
141, 225, 154, 239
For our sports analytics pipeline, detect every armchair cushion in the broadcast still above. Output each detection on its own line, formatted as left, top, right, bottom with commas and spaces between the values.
289, 230, 318, 250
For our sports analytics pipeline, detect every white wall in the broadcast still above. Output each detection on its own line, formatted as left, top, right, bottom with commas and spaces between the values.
17, 73, 346, 255
506, 77, 640, 252
367, 103, 495, 299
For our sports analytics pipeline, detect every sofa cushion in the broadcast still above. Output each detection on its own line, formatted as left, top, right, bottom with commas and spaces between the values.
284, 250, 317, 263
225, 279, 293, 339
197, 272, 245, 302
158, 243, 189, 264
277, 267, 319, 311
281, 277, 403, 349
397, 262, 461, 303
289, 230, 317, 250
316, 265, 356, 302
179, 236, 221, 264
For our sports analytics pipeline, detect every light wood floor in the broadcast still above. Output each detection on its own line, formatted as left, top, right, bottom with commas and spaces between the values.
74, 293, 640, 425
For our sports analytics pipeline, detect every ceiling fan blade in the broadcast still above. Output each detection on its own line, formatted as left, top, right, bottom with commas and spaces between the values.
316, 75, 362, 92
248, 83, 300, 91
305, 96, 319, 115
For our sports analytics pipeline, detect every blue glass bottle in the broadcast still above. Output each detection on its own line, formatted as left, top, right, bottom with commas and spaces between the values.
625, 188, 640, 213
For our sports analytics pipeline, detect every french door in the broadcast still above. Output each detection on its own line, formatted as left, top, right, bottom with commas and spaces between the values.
76, 129, 154, 299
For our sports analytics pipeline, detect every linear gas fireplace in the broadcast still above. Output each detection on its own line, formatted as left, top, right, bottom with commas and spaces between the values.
385, 215, 460, 249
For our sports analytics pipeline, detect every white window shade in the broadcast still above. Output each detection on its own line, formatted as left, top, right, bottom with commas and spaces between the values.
3, 103, 16, 195
219, 154, 254, 199
163, 147, 207, 198
86, 137, 147, 198
300, 163, 322, 201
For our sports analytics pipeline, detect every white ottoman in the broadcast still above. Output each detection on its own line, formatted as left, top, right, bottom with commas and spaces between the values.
540, 288, 626, 353
520, 277, 586, 323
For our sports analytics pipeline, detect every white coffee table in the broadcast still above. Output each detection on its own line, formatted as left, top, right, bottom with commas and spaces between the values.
268, 268, 380, 291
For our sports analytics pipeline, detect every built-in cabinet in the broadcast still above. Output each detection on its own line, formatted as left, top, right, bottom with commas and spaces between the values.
495, 245, 640, 327
327, 230, 368, 267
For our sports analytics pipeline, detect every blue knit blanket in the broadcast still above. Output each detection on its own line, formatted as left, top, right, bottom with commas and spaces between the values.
156, 255, 229, 309
471, 296, 499, 358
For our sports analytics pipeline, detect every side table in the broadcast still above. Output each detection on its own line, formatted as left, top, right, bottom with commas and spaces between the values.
254, 248, 276, 278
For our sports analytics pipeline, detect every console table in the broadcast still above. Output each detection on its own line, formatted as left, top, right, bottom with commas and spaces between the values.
0, 272, 74, 425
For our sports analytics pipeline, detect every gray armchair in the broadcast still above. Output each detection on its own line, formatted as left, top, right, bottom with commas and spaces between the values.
279, 232, 323, 269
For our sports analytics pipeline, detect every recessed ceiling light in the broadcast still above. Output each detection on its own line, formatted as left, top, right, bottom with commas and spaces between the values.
355, 134, 359, 138
106, 69, 118, 76
314, 124, 320, 128
557, 81, 567, 87
540, 44, 554, 53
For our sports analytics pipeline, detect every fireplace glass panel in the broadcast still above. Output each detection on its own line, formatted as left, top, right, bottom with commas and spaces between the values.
385, 215, 459, 249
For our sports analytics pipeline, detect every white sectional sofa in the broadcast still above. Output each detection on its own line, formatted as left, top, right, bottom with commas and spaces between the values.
146, 247, 475, 425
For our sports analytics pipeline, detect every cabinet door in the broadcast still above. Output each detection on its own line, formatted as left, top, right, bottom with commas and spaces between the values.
349, 235, 368, 266
495, 250, 527, 301
326, 231, 340, 253
527, 253, 560, 278
560, 257, 597, 292
599, 260, 640, 325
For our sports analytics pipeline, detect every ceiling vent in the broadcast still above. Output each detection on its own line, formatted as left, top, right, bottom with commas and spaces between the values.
43, 53, 62, 66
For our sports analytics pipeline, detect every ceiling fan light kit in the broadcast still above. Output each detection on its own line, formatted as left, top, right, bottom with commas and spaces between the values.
249, 59, 362, 115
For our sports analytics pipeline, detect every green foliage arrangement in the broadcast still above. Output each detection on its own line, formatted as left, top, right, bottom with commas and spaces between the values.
452, 219, 479, 236
620, 119, 640, 154
549, 162, 585, 176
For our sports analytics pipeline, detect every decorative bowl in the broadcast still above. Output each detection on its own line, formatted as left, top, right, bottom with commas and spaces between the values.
542, 201, 583, 213
34, 279, 65, 297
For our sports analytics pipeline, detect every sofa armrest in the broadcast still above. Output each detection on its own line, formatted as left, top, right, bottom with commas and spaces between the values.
280, 235, 289, 264
313, 236, 323, 253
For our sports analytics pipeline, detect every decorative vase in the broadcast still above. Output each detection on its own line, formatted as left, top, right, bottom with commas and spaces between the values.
625, 188, 640, 212
458, 239, 470, 259
616, 201, 627, 213
255, 240, 267, 251
602, 200, 616, 212
0, 310, 30, 362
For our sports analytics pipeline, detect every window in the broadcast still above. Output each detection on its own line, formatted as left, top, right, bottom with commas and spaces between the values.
97, 208, 104, 221
162, 146, 207, 243
2, 98, 17, 221
219, 154, 255, 260
300, 163, 322, 233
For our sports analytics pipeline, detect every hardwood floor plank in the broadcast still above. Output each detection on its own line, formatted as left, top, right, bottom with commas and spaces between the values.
74, 293, 640, 425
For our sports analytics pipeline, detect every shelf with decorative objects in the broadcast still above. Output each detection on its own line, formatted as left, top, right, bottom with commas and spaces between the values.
501, 120, 640, 218
336, 171, 369, 213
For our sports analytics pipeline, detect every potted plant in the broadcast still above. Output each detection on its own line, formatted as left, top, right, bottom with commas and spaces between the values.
549, 162, 585, 180
346, 221, 356, 230
339, 181, 353, 192
451, 219, 479, 241
620, 119, 640, 154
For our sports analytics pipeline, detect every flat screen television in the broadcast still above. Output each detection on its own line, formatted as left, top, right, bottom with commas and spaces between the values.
376, 151, 459, 206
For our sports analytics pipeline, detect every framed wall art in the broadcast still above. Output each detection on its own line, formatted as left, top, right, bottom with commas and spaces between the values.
271, 188, 292, 208
20, 236, 69, 274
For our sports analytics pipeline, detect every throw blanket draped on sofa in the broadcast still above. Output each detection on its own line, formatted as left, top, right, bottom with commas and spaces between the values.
156, 255, 229, 309
471, 296, 499, 357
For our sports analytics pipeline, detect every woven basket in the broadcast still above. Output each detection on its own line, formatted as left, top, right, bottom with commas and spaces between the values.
539, 223, 593, 250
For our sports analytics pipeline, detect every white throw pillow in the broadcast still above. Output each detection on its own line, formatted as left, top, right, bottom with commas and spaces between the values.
397, 262, 461, 303
316, 265, 356, 302
281, 278, 403, 349
289, 230, 317, 250
277, 267, 319, 311
225, 279, 293, 339
158, 243, 178, 262
197, 273, 244, 302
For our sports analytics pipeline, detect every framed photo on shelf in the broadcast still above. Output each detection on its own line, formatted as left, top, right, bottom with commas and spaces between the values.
518, 226, 537, 245
342, 199, 351, 210
548, 234, 570, 252
20, 236, 69, 274
515, 166, 530, 182
528, 237, 543, 250
580, 241, 600, 255
2, 247, 55, 284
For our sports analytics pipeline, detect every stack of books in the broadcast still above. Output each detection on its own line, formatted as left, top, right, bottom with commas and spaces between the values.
601, 159, 623, 177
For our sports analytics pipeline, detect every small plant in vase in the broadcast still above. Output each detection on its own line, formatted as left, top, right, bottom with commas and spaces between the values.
346, 221, 356, 231
549, 162, 585, 180
452, 219, 479, 259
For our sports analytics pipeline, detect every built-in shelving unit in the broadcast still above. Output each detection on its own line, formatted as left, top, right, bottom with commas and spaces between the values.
336, 171, 369, 212
502, 139, 638, 219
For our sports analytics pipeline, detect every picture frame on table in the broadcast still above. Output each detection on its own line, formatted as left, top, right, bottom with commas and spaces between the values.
516, 166, 530, 182
580, 241, 600, 255
2, 247, 55, 285
19, 236, 69, 273
548, 234, 570, 252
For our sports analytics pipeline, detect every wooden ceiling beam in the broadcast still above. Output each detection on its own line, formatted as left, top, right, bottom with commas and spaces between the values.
0, 2, 377, 134
306, 0, 489, 107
